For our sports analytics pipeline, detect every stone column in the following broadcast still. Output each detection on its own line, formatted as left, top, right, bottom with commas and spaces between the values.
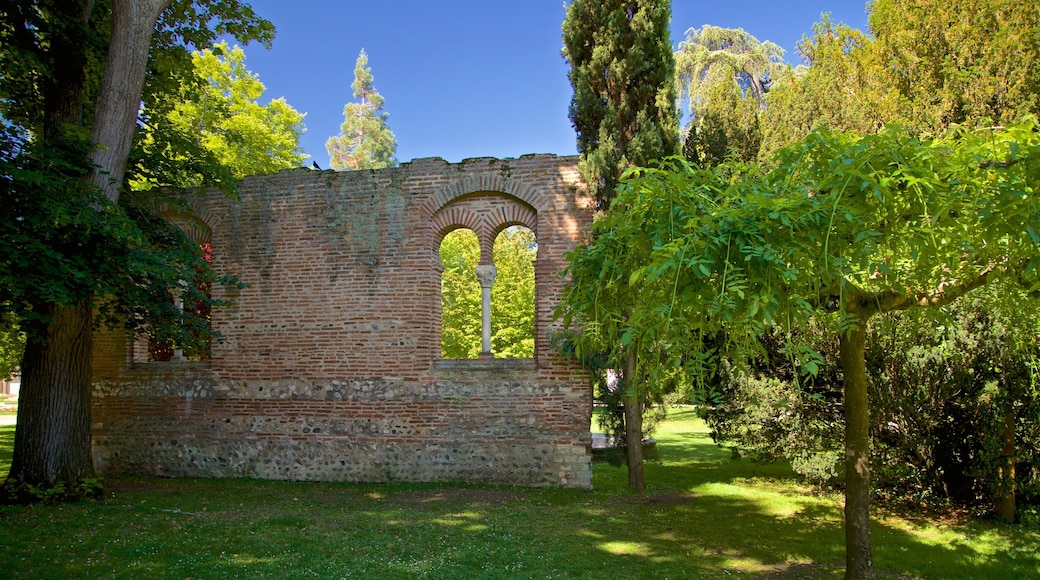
475, 264, 497, 358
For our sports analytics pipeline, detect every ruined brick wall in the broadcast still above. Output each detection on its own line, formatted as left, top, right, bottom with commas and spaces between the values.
92, 154, 596, 487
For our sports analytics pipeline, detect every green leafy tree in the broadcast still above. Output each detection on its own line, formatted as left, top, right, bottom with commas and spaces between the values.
869, 0, 1040, 134
759, 17, 901, 157
674, 26, 782, 164
562, 122, 1040, 578
491, 227, 536, 359
440, 230, 482, 359
132, 41, 305, 190
326, 49, 397, 171
440, 227, 536, 359
562, 0, 679, 491
0, 0, 273, 502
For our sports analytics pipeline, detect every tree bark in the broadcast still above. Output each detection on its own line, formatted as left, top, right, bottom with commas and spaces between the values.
623, 349, 645, 491
839, 319, 876, 580
7, 301, 95, 490
995, 411, 1016, 521
89, 0, 174, 203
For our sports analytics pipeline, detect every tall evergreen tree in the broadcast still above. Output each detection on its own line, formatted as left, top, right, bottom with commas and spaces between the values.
562, 0, 679, 492
326, 49, 397, 171
562, 0, 679, 210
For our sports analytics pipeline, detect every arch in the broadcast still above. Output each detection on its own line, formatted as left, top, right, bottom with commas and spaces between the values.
422, 171, 550, 218
431, 193, 537, 266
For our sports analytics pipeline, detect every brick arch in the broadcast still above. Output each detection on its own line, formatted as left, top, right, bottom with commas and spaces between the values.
422, 173, 548, 218
431, 194, 537, 265
149, 197, 216, 244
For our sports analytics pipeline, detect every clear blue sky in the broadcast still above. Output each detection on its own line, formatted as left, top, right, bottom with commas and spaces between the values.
238, 1, 871, 166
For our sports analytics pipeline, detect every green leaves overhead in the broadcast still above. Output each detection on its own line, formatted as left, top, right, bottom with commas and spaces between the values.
559, 120, 1040, 380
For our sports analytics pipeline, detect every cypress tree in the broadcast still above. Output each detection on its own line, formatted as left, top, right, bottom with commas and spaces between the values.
562, 0, 679, 210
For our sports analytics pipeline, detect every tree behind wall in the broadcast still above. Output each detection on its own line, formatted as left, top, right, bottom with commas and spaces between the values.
326, 49, 397, 171
562, 0, 679, 491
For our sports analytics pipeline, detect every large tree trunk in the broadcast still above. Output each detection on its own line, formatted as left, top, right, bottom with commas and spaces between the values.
6, 301, 95, 492
623, 349, 645, 491
995, 411, 1016, 521
89, 0, 175, 203
839, 320, 875, 580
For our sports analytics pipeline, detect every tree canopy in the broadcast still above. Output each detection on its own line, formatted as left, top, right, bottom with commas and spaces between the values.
131, 41, 306, 190
559, 120, 1040, 578
326, 49, 397, 171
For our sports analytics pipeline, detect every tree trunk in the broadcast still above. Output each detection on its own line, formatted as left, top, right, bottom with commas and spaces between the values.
6, 301, 95, 492
839, 320, 875, 580
623, 349, 645, 491
89, 0, 174, 203
995, 411, 1016, 521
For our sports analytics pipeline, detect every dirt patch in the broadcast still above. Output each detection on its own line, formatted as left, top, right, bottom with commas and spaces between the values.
385, 487, 524, 508
622, 492, 695, 506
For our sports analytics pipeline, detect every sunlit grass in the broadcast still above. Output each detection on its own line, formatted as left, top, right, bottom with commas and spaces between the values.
0, 410, 1037, 578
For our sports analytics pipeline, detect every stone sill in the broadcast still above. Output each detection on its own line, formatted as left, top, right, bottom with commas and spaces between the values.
433, 358, 537, 372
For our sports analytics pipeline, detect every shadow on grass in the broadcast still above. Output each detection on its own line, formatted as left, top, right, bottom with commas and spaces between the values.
0, 413, 1037, 578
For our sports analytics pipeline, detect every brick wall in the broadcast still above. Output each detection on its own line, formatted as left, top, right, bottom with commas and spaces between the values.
93, 154, 596, 487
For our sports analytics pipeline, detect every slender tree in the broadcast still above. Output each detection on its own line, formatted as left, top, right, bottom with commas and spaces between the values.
562, 0, 679, 210
562, 0, 679, 491
326, 49, 397, 171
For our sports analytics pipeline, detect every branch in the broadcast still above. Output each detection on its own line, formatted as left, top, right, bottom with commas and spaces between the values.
879, 262, 1006, 313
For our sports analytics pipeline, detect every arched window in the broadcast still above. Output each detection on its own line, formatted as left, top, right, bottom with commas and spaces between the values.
439, 228, 481, 359
490, 226, 536, 358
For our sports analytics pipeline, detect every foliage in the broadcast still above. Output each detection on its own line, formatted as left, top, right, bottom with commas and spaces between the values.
869, 0, 1040, 134
562, 0, 679, 210
439, 227, 536, 359
867, 287, 1040, 509
0, 126, 231, 352
759, 17, 901, 157
0, 312, 24, 381
697, 327, 845, 485
131, 41, 306, 190
326, 49, 397, 171
675, 26, 783, 164
439, 229, 481, 359
490, 227, 536, 359
560, 120, 1040, 574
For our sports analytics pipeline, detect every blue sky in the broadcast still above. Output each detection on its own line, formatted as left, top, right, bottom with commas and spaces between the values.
239, 1, 871, 166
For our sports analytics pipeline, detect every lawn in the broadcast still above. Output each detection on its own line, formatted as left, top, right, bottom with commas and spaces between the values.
0, 408, 1036, 578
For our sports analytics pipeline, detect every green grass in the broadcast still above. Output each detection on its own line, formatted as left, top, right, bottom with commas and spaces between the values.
1, 409, 1037, 578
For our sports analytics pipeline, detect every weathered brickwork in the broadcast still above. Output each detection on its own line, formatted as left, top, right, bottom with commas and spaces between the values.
92, 155, 596, 487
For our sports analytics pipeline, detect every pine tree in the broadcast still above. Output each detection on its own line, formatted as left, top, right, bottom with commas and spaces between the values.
326, 49, 397, 171
562, 0, 679, 210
